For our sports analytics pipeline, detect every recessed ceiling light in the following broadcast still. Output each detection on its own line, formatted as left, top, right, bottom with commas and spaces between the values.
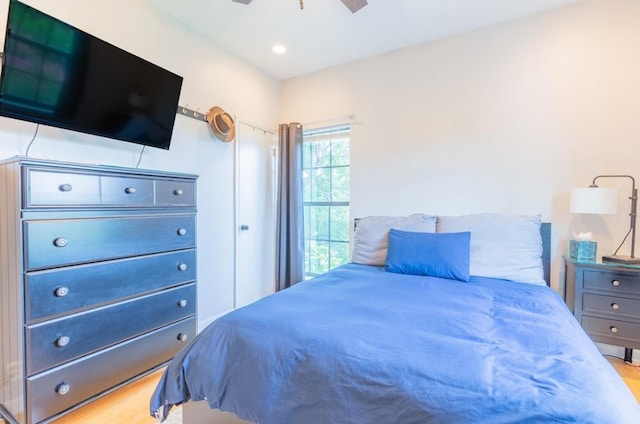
272, 45, 287, 55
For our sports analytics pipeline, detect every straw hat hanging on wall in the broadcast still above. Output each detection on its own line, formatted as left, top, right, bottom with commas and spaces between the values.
206, 106, 235, 142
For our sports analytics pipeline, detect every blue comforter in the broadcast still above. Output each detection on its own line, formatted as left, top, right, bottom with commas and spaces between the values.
151, 263, 640, 423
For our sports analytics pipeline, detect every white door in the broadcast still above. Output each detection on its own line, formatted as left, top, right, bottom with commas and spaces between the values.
234, 126, 276, 308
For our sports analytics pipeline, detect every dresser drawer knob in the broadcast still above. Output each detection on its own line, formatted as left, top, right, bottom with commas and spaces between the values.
54, 286, 69, 297
56, 336, 70, 347
174, 189, 184, 196
611, 303, 620, 310
610, 326, 619, 333
56, 383, 71, 395
178, 263, 188, 271
124, 186, 137, 194
177, 228, 187, 236
58, 183, 73, 192
53, 238, 68, 247
178, 299, 188, 308
178, 333, 188, 342
612, 280, 621, 286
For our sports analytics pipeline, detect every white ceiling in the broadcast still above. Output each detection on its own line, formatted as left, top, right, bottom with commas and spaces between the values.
150, 0, 582, 81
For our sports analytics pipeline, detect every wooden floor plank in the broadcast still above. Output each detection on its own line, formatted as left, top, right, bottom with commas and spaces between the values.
608, 357, 640, 403
52, 370, 167, 424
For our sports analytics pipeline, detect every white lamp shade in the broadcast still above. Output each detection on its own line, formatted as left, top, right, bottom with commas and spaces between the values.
570, 187, 618, 214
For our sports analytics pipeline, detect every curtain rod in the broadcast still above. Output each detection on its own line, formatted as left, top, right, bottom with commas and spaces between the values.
303, 113, 356, 127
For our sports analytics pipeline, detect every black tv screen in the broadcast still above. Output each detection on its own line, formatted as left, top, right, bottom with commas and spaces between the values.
0, 0, 183, 150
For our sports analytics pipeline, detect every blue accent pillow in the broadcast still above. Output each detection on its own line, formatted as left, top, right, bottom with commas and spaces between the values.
384, 229, 471, 282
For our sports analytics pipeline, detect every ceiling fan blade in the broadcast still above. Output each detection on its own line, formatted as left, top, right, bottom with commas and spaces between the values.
341, 0, 367, 13
232, 0, 253, 4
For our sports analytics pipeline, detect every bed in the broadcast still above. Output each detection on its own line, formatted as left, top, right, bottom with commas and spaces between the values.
150, 214, 640, 423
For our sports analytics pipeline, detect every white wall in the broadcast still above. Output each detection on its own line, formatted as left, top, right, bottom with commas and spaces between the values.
281, 0, 640, 292
0, 0, 280, 327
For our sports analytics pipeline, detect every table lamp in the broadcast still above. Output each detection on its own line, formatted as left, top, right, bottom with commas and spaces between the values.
570, 175, 640, 264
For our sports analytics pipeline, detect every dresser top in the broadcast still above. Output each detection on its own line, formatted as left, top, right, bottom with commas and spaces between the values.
0, 155, 198, 180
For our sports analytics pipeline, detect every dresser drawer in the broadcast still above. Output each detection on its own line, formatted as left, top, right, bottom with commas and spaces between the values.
25, 283, 196, 375
100, 175, 154, 205
26, 317, 195, 424
23, 214, 195, 270
581, 315, 640, 346
25, 249, 196, 323
26, 169, 100, 207
583, 269, 640, 295
156, 179, 196, 206
583, 293, 640, 320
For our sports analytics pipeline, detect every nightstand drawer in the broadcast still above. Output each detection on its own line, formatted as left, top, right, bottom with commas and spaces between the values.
25, 283, 195, 375
582, 316, 640, 345
26, 317, 195, 424
25, 249, 196, 323
583, 293, 640, 319
583, 270, 640, 295
23, 214, 196, 270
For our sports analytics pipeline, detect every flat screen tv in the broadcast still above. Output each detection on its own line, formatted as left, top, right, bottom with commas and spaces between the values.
0, 0, 183, 150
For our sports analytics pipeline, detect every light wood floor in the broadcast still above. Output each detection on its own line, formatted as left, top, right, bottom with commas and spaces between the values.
51, 369, 171, 424
608, 357, 640, 403
43, 358, 640, 424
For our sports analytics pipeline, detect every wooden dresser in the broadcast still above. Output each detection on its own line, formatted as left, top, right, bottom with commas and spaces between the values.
0, 157, 198, 424
564, 256, 640, 356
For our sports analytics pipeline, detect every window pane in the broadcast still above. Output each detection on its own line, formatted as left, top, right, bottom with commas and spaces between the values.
310, 141, 331, 168
303, 142, 311, 170
330, 206, 349, 241
311, 168, 331, 202
329, 241, 350, 269
308, 240, 330, 275
308, 205, 329, 240
331, 138, 349, 166
302, 170, 311, 202
303, 205, 310, 240
331, 166, 349, 202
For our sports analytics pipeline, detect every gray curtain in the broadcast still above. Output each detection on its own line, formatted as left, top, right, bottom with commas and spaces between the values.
275, 122, 304, 291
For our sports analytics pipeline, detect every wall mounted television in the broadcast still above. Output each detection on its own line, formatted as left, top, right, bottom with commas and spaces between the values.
0, 0, 183, 150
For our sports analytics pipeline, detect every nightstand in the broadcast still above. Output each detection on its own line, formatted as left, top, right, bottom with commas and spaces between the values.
564, 256, 640, 363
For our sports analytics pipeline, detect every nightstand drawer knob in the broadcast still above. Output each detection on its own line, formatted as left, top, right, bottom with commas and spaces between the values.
124, 186, 137, 194
56, 383, 71, 395
610, 326, 619, 333
178, 299, 188, 308
178, 333, 188, 342
177, 228, 187, 236
612, 280, 621, 286
178, 263, 188, 271
174, 189, 184, 196
58, 184, 73, 192
53, 238, 68, 247
56, 336, 70, 347
54, 286, 69, 297
611, 303, 620, 310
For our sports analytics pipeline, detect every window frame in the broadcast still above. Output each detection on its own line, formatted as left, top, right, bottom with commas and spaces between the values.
302, 125, 351, 278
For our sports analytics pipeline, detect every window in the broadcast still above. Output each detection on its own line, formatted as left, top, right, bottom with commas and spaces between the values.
302, 126, 350, 278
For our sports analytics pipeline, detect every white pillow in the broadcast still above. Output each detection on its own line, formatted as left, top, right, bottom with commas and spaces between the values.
436, 213, 545, 285
351, 214, 437, 266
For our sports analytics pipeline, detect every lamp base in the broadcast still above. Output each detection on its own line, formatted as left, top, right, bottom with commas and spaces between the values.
602, 255, 640, 265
